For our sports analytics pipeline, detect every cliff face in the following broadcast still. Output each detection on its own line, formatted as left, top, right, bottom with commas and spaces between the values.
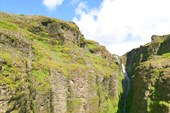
1, 12, 170, 113
0, 13, 122, 113
125, 35, 170, 113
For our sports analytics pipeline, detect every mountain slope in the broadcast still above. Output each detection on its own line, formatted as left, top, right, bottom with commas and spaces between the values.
1, 12, 170, 113
0, 12, 122, 113
125, 35, 170, 113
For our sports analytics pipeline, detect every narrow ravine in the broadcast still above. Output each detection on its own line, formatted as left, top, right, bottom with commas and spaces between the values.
114, 55, 130, 113
122, 64, 130, 113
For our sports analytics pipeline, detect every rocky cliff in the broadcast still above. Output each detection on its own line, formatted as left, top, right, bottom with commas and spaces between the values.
1, 12, 170, 113
125, 35, 170, 113
0, 12, 123, 113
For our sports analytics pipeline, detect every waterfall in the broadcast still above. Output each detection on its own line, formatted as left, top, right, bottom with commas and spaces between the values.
122, 64, 130, 113
115, 55, 121, 64
114, 55, 130, 113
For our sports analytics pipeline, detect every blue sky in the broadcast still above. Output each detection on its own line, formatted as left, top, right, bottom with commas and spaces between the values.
1, 0, 170, 55
1, 0, 72, 20
0, 0, 101, 21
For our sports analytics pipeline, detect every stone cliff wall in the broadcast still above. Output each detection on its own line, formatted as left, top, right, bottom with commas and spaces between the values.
0, 12, 122, 113
125, 34, 170, 113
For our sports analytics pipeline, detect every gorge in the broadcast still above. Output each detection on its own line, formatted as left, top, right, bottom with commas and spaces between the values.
0, 12, 170, 113
122, 64, 130, 113
114, 55, 130, 113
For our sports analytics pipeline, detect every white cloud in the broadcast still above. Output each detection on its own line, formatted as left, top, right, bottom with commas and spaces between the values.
71, 0, 79, 4
106, 41, 145, 56
43, 0, 64, 10
73, 0, 170, 55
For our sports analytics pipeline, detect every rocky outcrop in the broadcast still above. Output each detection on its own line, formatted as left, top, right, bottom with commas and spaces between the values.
1, 12, 169, 113
125, 34, 170, 113
50, 70, 67, 113
0, 12, 122, 113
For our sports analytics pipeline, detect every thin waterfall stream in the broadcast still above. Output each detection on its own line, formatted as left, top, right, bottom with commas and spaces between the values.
114, 55, 130, 113
122, 64, 130, 113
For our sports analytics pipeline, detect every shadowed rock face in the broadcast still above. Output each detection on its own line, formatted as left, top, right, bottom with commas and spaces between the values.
0, 12, 122, 113
125, 34, 170, 113
1, 12, 170, 113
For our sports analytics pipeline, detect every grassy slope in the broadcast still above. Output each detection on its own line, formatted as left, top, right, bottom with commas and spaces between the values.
0, 12, 122, 113
125, 35, 170, 113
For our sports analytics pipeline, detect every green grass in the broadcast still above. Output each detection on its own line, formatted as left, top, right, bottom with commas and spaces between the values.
152, 68, 160, 76
0, 13, 120, 112
159, 101, 170, 107
0, 20, 17, 30
31, 70, 48, 80
162, 53, 170, 58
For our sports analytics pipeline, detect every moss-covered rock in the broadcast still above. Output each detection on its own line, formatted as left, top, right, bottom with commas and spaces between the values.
0, 12, 121, 113
125, 34, 170, 113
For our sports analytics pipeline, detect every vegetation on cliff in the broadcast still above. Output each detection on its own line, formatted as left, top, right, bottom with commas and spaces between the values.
125, 34, 170, 113
1, 12, 169, 113
0, 12, 123, 113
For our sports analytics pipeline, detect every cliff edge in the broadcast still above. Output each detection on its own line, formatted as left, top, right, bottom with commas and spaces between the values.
0, 12, 122, 113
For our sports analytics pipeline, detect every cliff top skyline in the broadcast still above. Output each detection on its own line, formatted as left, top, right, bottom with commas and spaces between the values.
1, 0, 170, 55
